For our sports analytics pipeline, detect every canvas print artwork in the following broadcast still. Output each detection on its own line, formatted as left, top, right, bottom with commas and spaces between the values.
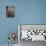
18, 25, 46, 41
6, 6, 15, 17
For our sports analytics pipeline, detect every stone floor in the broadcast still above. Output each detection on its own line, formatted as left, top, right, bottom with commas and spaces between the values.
19, 40, 46, 46
0, 40, 46, 46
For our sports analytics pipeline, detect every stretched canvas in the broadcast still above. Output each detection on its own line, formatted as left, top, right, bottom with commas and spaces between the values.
6, 6, 15, 17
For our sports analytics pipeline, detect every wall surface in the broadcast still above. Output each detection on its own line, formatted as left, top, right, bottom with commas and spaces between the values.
16, 0, 46, 24
0, 0, 46, 45
0, 0, 17, 44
